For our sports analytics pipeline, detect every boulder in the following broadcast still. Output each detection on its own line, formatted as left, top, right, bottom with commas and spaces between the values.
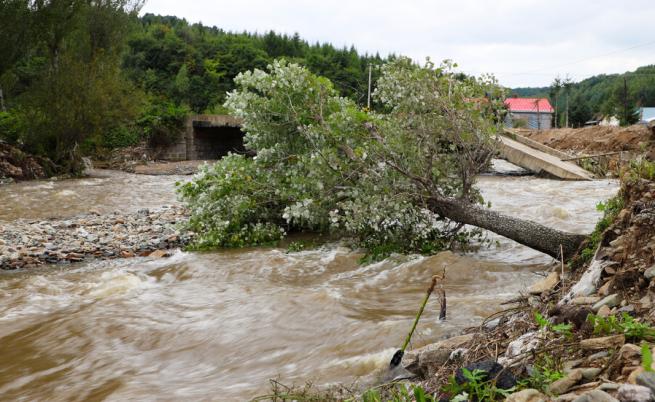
402, 333, 474, 376
593, 294, 621, 312
597, 305, 612, 318
571, 296, 601, 305
636, 371, 655, 396
505, 388, 548, 402
617, 384, 653, 402
149, 249, 171, 258
580, 335, 625, 351
572, 390, 619, 402
644, 265, 655, 280
548, 369, 583, 395
528, 271, 560, 294
455, 360, 516, 390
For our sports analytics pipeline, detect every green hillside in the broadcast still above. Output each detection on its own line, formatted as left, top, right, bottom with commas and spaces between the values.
511, 65, 655, 127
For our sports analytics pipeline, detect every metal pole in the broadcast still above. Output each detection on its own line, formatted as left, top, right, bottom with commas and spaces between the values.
367, 64, 372, 110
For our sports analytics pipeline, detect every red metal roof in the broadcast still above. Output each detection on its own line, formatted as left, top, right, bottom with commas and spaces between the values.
504, 98, 554, 113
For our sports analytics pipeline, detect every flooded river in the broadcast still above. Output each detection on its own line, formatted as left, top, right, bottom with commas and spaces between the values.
0, 167, 618, 401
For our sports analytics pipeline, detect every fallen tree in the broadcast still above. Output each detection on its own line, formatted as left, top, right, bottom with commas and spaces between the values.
179, 59, 586, 259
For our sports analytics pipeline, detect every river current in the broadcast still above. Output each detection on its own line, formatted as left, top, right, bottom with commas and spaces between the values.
0, 166, 618, 401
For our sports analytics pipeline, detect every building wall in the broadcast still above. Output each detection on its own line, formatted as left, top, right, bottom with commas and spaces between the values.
505, 111, 552, 130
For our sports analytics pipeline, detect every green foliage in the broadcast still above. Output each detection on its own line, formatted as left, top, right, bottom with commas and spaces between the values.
625, 158, 655, 182
124, 14, 388, 112
512, 118, 528, 129
534, 312, 573, 339
442, 369, 515, 401
361, 383, 436, 402
642, 343, 654, 372
177, 154, 285, 249
519, 355, 564, 394
179, 59, 504, 255
286, 239, 321, 253
0, 111, 22, 144
137, 99, 188, 148
572, 193, 624, 269
0, 0, 143, 171
102, 125, 141, 149
588, 313, 655, 341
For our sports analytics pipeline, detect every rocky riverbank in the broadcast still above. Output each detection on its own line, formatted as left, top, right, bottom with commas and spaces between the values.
0, 206, 193, 270
398, 173, 655, 401
0, 141, 58, 183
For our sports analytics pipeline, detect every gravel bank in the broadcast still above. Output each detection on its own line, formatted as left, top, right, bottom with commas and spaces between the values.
0, 206, 193, 270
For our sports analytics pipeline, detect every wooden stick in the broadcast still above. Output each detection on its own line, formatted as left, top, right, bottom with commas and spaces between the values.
561, 151, 622, 161
560, 244, 565, 277
400, 276, 438, 352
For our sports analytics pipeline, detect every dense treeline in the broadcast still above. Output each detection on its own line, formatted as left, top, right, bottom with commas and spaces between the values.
0, 2, 388, 173
125, 14, 388, 113
0, 0, 143, 172
512, 65, 655, 127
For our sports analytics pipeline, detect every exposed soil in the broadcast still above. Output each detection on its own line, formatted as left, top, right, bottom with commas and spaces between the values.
519, 125, 655, 156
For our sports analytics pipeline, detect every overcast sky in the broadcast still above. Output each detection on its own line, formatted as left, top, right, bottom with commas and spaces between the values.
141, 0, 655, 88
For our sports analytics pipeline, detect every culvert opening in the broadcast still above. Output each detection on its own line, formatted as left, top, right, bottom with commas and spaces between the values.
192, 125, 246, 159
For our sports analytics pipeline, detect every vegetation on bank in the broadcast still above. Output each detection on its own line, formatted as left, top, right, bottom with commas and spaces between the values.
0, 3, 389, 174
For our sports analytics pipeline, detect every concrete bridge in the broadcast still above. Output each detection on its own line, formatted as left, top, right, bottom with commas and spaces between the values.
158, 115, 593, 181
498, 130, 594, 181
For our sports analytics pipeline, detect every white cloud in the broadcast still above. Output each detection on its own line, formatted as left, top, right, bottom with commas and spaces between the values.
141, 0, 655, 87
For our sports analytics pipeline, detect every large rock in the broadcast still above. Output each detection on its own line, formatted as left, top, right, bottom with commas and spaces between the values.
548, 369, 583, 395
580, 335, 625, 351
572, 390, 619, 402
644, 265, 655, 280
528, 271, 560, 294
617, 384, 653, 402
505, 388, 548, 402
455, 360, 516, 390
402, 333, 474, 376
636, 371, 655, 396
593, 294, 621, 312
571, 296, 601, 305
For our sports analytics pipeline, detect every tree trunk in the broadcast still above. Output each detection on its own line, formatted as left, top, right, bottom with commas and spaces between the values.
429, 197, 586, 259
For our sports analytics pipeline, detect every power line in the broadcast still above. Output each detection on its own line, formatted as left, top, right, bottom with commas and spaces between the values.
511, 39, 655, 76
458, 39, 655, 79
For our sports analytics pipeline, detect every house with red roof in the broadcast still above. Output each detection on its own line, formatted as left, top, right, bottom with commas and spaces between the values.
504, 97, 554, 130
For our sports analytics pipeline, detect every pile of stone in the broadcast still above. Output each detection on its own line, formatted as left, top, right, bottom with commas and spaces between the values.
0, 206, 193, 270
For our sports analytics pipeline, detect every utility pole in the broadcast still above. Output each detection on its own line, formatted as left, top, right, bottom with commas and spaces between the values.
565, 96, 569, 128
623, 77, 628, 126
367, 64, 372, 110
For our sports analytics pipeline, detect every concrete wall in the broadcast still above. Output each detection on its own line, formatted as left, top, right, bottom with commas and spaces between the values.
157, 115, 244, 161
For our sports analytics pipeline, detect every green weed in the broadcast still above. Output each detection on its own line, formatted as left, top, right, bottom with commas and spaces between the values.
442, 369, 515, 401
588, 313, 655, 341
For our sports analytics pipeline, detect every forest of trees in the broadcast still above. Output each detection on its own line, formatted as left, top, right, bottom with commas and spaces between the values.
512, 65, 655, 127
0, 2, 388, 173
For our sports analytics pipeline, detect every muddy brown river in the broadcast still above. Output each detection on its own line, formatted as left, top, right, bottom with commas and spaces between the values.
0, 167, 619, 401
